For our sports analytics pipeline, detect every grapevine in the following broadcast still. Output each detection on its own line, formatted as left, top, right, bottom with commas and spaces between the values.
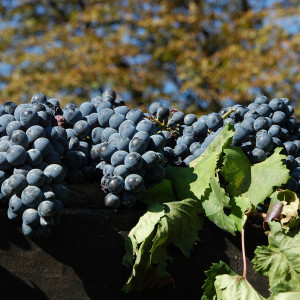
0, 91, 299, 299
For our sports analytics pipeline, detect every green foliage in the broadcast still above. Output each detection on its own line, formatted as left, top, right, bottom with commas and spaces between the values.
244, 148, 290, 207
202, 262, 266, 300
271, 292, 300, 300
228, 196, 251, 232
143, 179, 177, 204
123, 125, 297, 296
122, 199, 204, 293
202, 175, 237, 235
221, 146, 251, 196
189, 123, 235, 168
0, 1, 299, 110
214, 274, 266, 300
202, 261, 236, 300
253, 222, 300, 296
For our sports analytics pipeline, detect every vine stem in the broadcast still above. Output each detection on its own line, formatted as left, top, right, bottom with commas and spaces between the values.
241, 227, 247, 279
221, 107, 235, 119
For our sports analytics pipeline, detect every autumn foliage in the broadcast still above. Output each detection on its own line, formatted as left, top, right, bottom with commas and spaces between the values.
0, 0, 299, 114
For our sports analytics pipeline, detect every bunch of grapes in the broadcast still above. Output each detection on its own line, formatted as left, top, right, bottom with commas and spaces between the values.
1, 90, 299, 238
82, 92, 166, 209
0, 96, 70, 238
147, 96, 300, 195
0, 90, 168, 237
222, 96, 300, 194
147, 102, 225, 166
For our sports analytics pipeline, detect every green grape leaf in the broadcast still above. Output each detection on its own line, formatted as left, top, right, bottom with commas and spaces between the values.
202, 174, 237, 235
202, 261, 236, 300
221, 146, 251, 196
252, 222, 300, 295
165, 151, 219, 201
143, 179, 177, 205
165, 165, 198, 200
122, 198, 204, 293
243, 148, 290, 207
122, 202, 165, 268
122, 230, 157, 293
272, 292, 300, 300
229, 195, 251, 232
189, 123, 235, 168
190, 151, 220, 200
215, 274, 266, 300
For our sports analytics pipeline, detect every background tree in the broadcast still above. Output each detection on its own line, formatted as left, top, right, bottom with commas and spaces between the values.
0, 0, 299, 114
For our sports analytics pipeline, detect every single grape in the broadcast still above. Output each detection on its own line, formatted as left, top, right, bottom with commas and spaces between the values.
113, 165, 130, 178
26, 125, 46, 143
102, 89, 116, 104
31, 93, 47, 103
148, 135, 165, 152
254, 95, 269, 105
109, 113, 126, 130
206, 113, 223, 131
124, 174, 144, 193
73, 120, 91, 139
272, 111, 287, 125
98, 142, 117, 161
8, 195, 26, 214
121, 191, 136, 208
20, 108, 39, 128
104, 193, 121, 209
184, 114, 197, 126
149, 102, 162, 115
79, 102, 96, 116
38, 200, 56, 217
115, 105, 130, 116
126, 109, 144, 124
269, 98, 285, 112
111, 150, 128, 167
136, 119, 155, 134
21, 186, 43, 208
7, 145, 27, 166
124, 152, 143, 171
249, 148, 266, 163
22, 208, 40, 226
27, 169, 46, 187
26, 149, 43, 167
142, 151, 160, 169
33, 137, 51, 157
108, 176, 125, 194
253, 117, 269, 131
9, 130, 29, 149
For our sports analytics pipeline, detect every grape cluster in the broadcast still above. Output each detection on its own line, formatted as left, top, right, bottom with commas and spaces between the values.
0, 98, 69, 238
88, 95, 166, 209
221, 96, 300, 194
148, 96, 300, 195
147, 102, 224, 166
1, 90, 299, 237
0, 90, 168, 238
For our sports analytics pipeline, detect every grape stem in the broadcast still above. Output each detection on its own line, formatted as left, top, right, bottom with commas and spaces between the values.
221, 107, 235, 119
241, 227, 247, 278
